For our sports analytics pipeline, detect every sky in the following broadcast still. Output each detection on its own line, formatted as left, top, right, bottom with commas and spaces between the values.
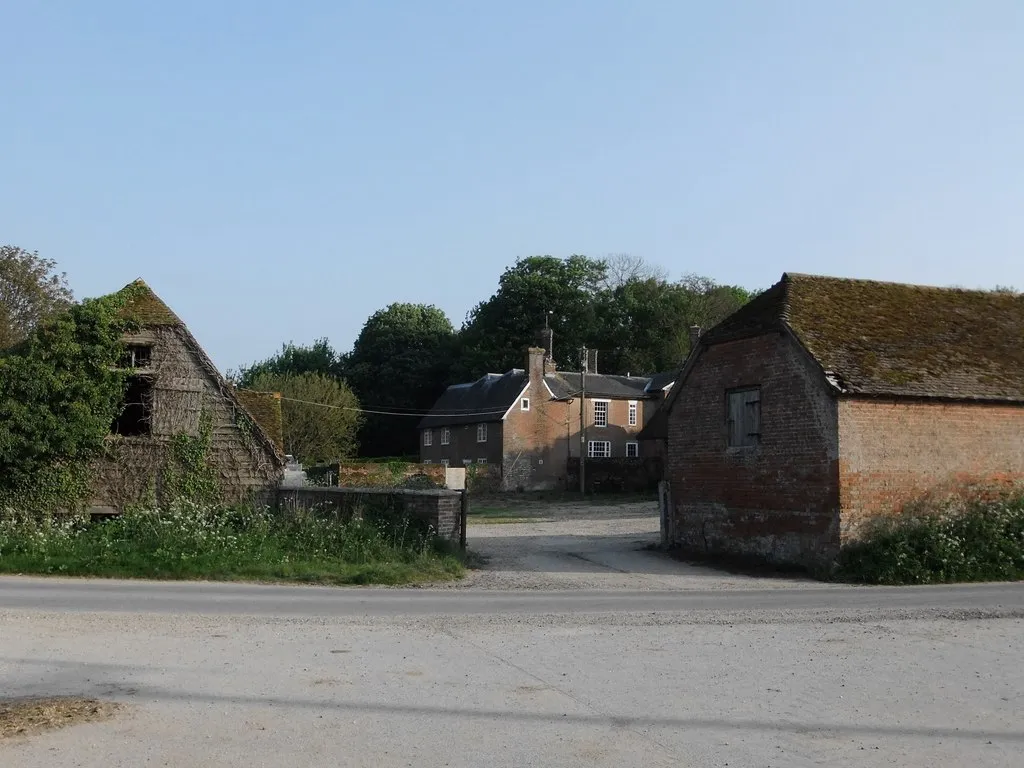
2, 1, 1022, 372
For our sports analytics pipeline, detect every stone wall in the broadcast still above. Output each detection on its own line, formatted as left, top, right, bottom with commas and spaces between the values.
665, 331, 841, 569
275, 487, 463, 542
566, 457, 662, 493
837, 398, 1024, 540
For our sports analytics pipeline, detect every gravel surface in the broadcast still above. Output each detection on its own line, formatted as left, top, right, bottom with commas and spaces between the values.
453, 500, 823, 590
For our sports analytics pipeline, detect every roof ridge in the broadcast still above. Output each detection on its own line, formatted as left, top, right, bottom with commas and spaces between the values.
781, 271, 1014, 296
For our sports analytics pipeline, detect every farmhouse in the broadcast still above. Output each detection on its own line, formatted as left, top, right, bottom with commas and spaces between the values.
419, 337, 674, 490
89, 280, 286, 512
661, 272, 1024, 568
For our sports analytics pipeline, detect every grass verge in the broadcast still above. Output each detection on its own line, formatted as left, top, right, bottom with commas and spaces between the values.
0, 501, 465, 586
834, 495, 1024, 585
1, 697, 122, 740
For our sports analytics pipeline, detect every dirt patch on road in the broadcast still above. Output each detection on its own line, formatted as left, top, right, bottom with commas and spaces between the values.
1, 696, 122, 741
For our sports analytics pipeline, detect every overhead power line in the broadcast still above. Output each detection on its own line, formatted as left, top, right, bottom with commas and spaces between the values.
239, 390, 508, 419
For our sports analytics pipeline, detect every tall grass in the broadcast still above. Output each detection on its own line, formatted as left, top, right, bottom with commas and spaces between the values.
835, 495, 1024, 585
0, 501, 464, 585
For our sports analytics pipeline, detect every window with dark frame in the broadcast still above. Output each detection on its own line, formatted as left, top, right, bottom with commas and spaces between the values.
626, 442, 639, 458
726, 386, 761, 448
112, 376, 154, 436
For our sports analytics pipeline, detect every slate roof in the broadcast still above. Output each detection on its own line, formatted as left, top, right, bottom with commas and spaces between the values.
543, 372, 653, 400
645, 370, 678, 392
701, 272, 1024, 402
417, 370, 529, 429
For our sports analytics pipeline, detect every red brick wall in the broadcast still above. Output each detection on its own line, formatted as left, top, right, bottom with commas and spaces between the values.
837, 398, 1024, 540
502, 380, 572, 491
666, 332, 841, 566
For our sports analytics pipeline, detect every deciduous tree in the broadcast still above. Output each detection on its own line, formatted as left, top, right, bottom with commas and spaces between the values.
246, 372, 361, 465
345, 303, 456, 457
0, 245, 75, 350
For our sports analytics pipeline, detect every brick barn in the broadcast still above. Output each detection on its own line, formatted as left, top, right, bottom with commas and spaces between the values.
659, 272, 1024, 568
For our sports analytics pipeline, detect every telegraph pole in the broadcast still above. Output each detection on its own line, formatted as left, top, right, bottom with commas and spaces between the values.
579, 346, 587, 496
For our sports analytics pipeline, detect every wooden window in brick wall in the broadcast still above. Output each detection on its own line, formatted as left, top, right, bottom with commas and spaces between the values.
626, 442, 638, 458
593, 400, 608, 427
477, 423, 488, 442
628, 401, 637, 426
726, 387, 761, 448
423, 430, 432, 446
441, 427, 450, 445
588, 440, 611, 458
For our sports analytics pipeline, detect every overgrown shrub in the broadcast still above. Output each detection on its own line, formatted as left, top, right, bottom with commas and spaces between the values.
0, 288, 137, 513
834, 495, 1024, 585
0, 500, 463, 585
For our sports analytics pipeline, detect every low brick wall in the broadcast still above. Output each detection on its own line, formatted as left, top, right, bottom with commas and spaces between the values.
566, 457, 663, 493
275, 486, 462, 542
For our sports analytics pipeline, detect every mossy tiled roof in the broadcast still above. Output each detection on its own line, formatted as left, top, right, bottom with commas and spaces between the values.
113, 279, 183, 326
703, 272, 1024, 401
235, 390, 284, 453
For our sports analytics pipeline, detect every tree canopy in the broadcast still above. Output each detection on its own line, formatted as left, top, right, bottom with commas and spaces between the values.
245, 372, 361, 465
0, 291, 131, 510
0, 245, 75, 350
345, 303, 456, 457
233, 337, 345, 387
238, 254, 759, 457
455, 255, 608, 378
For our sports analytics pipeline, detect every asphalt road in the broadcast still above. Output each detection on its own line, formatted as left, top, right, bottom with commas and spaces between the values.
1, 576, 1023, 619
3, 577, 1024, 767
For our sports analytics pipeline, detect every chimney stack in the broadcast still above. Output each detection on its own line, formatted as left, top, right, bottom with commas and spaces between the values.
688, 325, 702, 353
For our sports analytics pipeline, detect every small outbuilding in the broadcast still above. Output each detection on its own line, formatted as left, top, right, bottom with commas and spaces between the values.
660, 272, 1024, 568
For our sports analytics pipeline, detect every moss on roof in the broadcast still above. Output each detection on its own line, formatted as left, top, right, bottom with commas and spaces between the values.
701, 273, 1024, 402
235, 390, 285, 454
112, 279, 183, 326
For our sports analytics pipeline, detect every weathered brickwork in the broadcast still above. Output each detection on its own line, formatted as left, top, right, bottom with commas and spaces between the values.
666, 332, 841, 567
838, 399, 1024, 540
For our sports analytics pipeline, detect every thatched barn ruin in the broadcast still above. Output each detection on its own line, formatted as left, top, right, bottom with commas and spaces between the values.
89, 279, 285, 512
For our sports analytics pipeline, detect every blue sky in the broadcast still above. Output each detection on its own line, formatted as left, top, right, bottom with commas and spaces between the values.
2, 1, 1022, 372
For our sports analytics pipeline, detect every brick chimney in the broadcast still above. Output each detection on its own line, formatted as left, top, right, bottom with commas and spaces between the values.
527, 346, 548, 383
533, 327, 557, 374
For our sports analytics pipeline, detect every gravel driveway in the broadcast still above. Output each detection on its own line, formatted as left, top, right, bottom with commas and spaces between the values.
453, 498, 824, 591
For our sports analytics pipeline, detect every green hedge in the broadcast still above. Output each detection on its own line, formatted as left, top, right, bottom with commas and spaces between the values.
835, 496, 1024, 585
